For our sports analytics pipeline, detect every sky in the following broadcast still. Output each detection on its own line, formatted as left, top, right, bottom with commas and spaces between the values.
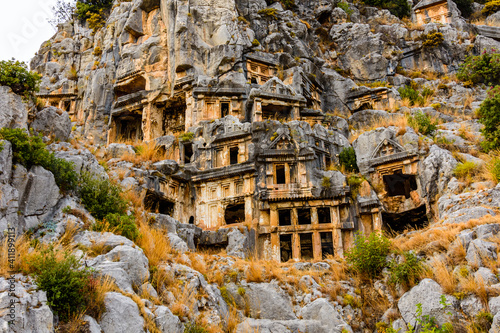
0, 0, 59, 67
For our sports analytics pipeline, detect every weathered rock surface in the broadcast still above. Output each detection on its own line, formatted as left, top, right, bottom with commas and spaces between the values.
99, 292, 145, 333
0, 86, 28, 130
30, 107, 72, 141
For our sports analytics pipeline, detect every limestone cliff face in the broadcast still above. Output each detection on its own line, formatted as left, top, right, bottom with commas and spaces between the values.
30, 0, 485, 143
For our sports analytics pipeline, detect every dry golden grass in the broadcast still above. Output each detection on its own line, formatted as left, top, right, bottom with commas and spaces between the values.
225, 305, 241, 333
459, 275, 490, 306
85, 275, 118, 320
246, 260, 264, 283
57, 312, 88, 333
170, 285, 197, 319
430, 257, 456, 294
392, 215, 500, 254
136, 219, 173, 268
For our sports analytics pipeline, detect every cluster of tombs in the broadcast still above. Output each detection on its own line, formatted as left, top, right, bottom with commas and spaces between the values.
37, 51, 429, 262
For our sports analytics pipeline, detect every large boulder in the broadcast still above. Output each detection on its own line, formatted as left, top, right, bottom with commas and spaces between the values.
50, 142, 108, 179
0, 140, 12, 184
398, 279, 461, 328
106, 144, 135, 158
0, 86, 28, 130
236, 318, 329, 333
154, 306, 184, 333
301, 298, 352, 332
420, 145, 458, 204
30, 107, 72, 141
99, 292, 145, 333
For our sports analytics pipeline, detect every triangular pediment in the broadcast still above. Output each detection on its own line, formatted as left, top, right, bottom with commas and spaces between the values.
269, 133, 296, 150
370, 139, 405, 159
260, 78, 296, 96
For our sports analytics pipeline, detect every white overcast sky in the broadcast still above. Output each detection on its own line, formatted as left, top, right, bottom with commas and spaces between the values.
0, 0, 59, 67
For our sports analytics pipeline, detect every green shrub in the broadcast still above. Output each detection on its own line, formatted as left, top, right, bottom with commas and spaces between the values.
78, 172, 128, 221
388, 251, 423, 289
457, 52, 500, 86
338, 147, 359, 172
0, 59, 41, 98
179, 132, 194, 142
482, 0, 500, 16
361, 0, 411, 18
453, 161, 479, 180
345, 231, 391, 278
420, 31, 444, 48
94, 213, 139, 241
470, 311, 493, 332
348, 174, 364, 199
0, 128, 77, 192
407, 111, 438, 136
321, 176, 331, 189
184, 322, 209, 333
488, 156, 500, 184
337, 1, 353, 14
477, 86, 500, 151
398, 82, 434, 106
407, 297, 454, 333
75, 0, 113, 20
25, 245, 94, 321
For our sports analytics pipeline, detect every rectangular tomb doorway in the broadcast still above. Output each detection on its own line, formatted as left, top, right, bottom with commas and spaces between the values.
300, 233, 313, 260
280, 234, 293, 262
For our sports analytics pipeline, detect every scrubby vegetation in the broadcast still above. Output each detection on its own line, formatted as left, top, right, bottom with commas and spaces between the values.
94, 212, 139, 241
0, 128, 78, 192
0, 59, 41, 98
398, 82, 434, 107
388, 251, 423, 290
420, 31, 445, 48
457, 51, 500, 86
345, 232, 391, 278
407, 111, 438, 136
339, 147, 359, 172
482, 0, 500, 16
75, 0, 113, 21
477, 86, 500, 151
24, 245, 96, 321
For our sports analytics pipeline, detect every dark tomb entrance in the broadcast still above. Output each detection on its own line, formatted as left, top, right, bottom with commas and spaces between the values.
320, 232, 334, 258
383, 172, 417, 198
382, 205, 428, 233
280, 234, 293, 262
225, 203, 245, 224
144, 190, 175, 216
300, 233, 313, 260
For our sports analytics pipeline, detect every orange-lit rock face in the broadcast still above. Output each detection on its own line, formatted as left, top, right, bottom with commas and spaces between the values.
414, 1, 451, 25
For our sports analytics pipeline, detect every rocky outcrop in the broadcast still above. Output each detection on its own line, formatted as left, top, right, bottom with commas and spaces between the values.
99, 292, 145, 333
30, 107, 72, 141
0, 86, 28, 130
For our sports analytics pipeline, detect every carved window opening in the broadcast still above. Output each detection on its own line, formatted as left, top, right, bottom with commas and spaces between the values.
278, 209, 291, 226
276, 164, 286, 184
225, 203, 245, 224
189, 216, 194, 225
320, 232, 334, 259
339, 205, 349, 223
251, 77, 258, 84
162, 101, 186, 136
318, 207, 331, 224
325, 156, 332, 170
383, 171, 417, 198
144, 191, 175, 216
298, 208, 311, 225
300, 233, 313, 261
280, 234, 293, 262
382, 204, 428, 233
230, 147, 239, 165
114, 115, 143, 143
262, 105, 291, 121
51, 100, 58, 107
221, 102, 230, 118
183, 143, 193, 164
235, 181, 243, 195
63, 100, 71, 111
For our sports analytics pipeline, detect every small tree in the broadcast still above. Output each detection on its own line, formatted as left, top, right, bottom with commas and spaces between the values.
48, 0, 76, 28
345, 231, 391, 278
339, 147, 359, 173
0, 59, 41, 98
477, 86, 500, 151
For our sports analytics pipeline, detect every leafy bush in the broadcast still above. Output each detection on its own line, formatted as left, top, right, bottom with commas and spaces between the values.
453, 161, 479, 180
321, 176, 331, 189
0, 59, 41, 98
94, 213, 139, 241
25, 246, 94, 321
345, 232, 391, 278
398, 82, 434, 106
457, 52, 500, 86
48, 0, 76, 27
0, 128, 77, 192
78, 172, 128, 221
407, 111, 438, 136
75, 0, 112, 20
179, 132, 194, 142
470, 311, 493, 332
348, 174, 364, 199
482, 0, 500, 16
362, 0, 411, 18
388, 251, 423, 289
477, 86, 500, 151
337, 1, 353, 14
488, 156, 500, 184
420, 31, 444, 48
339, 147, 359, 172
